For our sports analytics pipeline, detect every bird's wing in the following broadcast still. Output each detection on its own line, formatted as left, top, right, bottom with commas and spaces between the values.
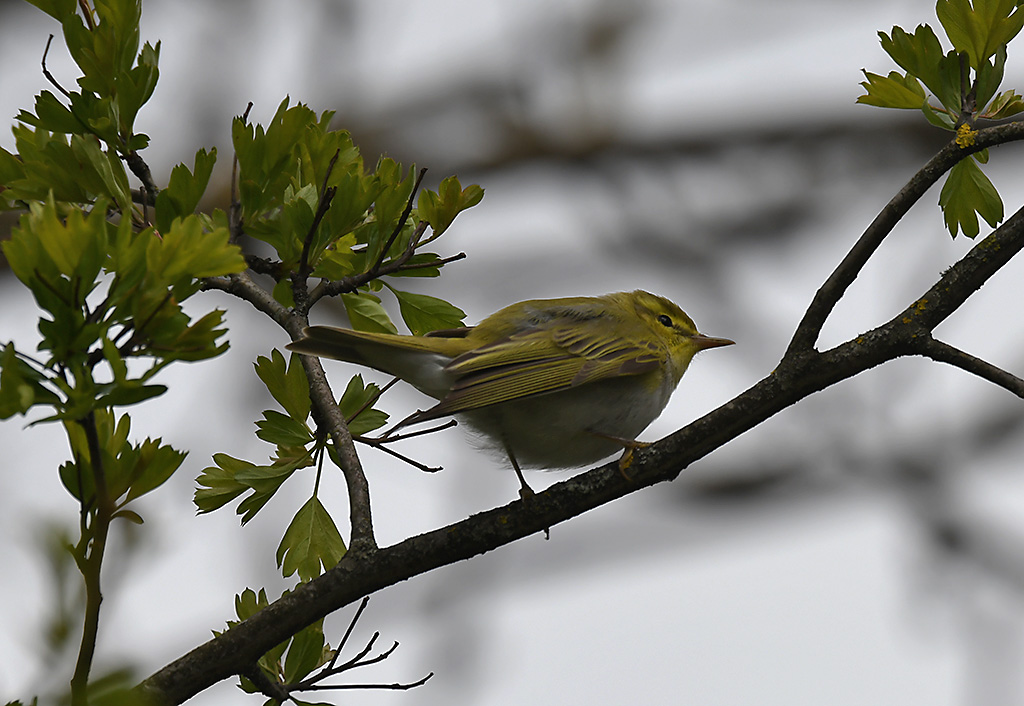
408, 318, 663, 421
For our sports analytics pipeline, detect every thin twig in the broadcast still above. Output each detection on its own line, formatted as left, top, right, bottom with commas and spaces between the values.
395, 251, 467, 273
345, 377, 400, 426
229, 102, 254, 243
915, 336, 1024, 398
332, 597, 370, 667
371, 168, 427, 272
69, 412, 115, 706
376, 419, 458, 443
124, 151, 159, 201
309, 220, 430, 305
297, 149, 342, 285
202, 272, 291, 328
299, 672, 433, 692
41, 35, 72, 98
297, 352, 377, 551
352, 435, 444, 473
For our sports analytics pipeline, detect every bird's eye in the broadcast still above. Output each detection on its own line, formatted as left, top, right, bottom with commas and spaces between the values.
657, 314, 673, 328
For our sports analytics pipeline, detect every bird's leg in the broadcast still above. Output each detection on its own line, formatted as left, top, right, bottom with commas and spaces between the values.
504, 442, 535, 499
592, 432, 650, 480
504, 442, 549, 539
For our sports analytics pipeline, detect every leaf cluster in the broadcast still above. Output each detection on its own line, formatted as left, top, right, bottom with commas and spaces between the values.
858, 0, 1024, 237
195, 351, 386, 577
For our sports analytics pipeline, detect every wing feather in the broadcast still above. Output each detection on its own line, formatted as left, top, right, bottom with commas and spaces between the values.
409, 316, 664, 422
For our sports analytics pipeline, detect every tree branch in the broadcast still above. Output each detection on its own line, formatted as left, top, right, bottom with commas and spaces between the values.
784, 121, 1024, 361
298, 353, 377, 551
914, 337, 1024, 398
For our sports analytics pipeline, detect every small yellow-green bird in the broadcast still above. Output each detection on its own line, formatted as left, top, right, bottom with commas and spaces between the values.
287, 290, 733, 495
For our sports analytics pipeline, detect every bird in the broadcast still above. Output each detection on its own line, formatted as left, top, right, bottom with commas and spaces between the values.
287, 290, 733, 496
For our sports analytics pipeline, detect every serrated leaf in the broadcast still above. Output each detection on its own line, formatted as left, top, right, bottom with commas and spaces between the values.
310, 234, 359, 280
938, 157, 1004, 238
337, 375, 389, 436
194, 454, 253, 513
877, 24, 963, 110
70, 135, 131, 211
155, 147, 217, 234
857, 70, 928, 109
233, 587, 270, 622
25, 0, 76, 20
937, 0, 1024, 69
234, 458, 305, 523
27, 90, 81, 134
276, 497, 347, 581
148, 215, 245, 281
417, 176, 484, 237
255, 409, 314, 447
125, 438, 186, 502
984, 88, 1024, 118
254, 350, 311, 422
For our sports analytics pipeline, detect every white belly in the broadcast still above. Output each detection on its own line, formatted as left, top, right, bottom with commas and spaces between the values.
458, 374, 674, 469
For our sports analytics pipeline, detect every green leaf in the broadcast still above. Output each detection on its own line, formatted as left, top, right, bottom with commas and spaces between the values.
310, 234, 359, 280
195, 450, 308, 523
10, 197, 110, 285
97, 383, 168, 408
337, 375, 389, 436
194, 453, 253, 513
284, 621, 327, 683
25, 0, 77, 20
983, 88, 1024, 118
856, 70, 928, 109
25, 91, 81, 134
877, 24, 962, 110
112, 509, 145, 524
0, 344, 60, 418
388, 287, 466, 336
255, 409, 313, 447
368, 158, 415, 260
147, 215, 245, 281
341, 291, 398, 334
70, 135, 131, 211
234, 458, 305, 523
938, 157, 1004, 238
921, 102, 958, 129
254, 350, 311, 422
233, 587, 270, 621
154, 147, 217, 234
416, 175, 484, 237
125, 438, 187, 502
937, 0, 1024, 69
276, 497, 347, 581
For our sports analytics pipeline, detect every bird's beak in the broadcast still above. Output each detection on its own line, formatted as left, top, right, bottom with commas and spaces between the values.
692, 334, 735, 350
